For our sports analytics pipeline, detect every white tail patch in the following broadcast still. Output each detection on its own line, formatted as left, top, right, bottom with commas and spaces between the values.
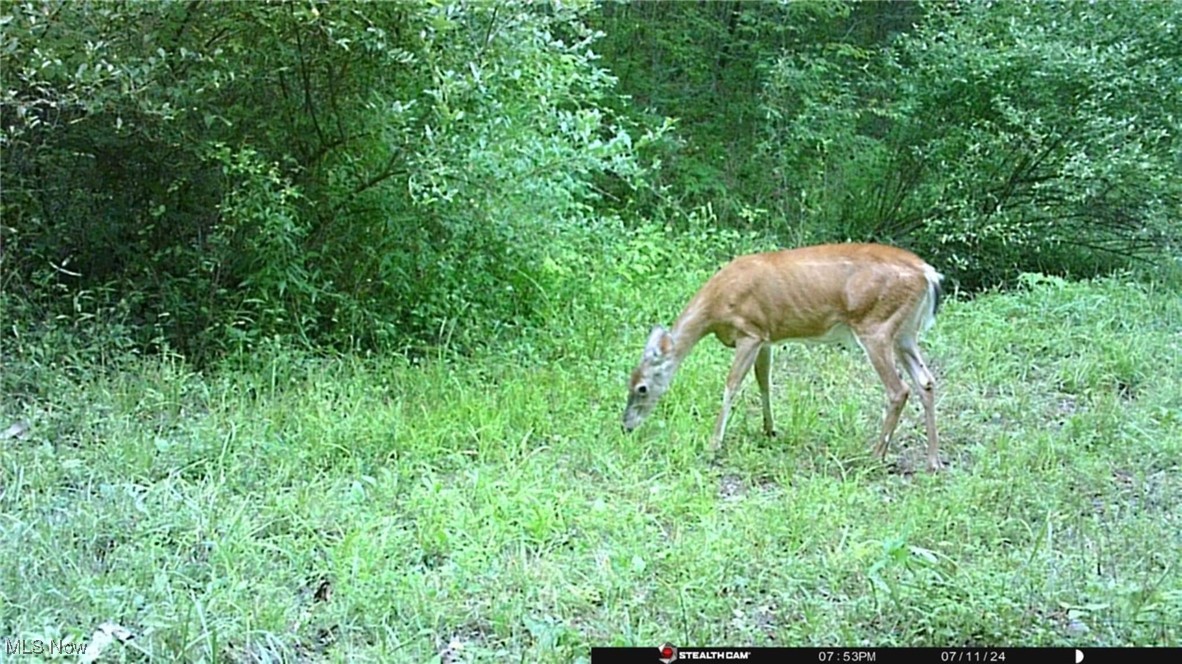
919, 264, 944, 334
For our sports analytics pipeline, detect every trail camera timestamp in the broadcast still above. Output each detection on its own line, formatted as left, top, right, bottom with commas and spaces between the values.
940, 650, 1007, 662
817, 650, 877, 662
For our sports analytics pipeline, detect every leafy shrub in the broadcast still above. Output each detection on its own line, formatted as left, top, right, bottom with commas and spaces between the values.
0, 1, 657, 360
757, 0, 1181, 289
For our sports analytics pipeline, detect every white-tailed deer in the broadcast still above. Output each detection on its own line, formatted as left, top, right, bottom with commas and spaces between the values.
622, 242, 945, 472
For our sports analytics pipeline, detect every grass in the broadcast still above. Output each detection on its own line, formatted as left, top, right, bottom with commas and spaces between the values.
2, 271, 1180, 662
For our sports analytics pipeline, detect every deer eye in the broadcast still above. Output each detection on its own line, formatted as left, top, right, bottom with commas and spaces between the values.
636, 384, 648, 396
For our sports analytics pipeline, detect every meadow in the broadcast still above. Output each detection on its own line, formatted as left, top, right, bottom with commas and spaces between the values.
2, 269, 1180, 662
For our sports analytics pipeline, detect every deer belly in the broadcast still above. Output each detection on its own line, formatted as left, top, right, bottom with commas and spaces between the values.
792, 322, 859, 350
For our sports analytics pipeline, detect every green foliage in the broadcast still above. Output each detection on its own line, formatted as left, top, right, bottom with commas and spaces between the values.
890, 0, 1181, 286
590, 0, 863, 232
200, 144, 317, 350
322, 0, 663, 354
2, 0, 1179, 359
759, 0, 1182, 288
1, 0, 655, 359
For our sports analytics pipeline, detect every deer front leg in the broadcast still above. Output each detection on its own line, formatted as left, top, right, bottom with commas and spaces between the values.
709, 337, 763, 453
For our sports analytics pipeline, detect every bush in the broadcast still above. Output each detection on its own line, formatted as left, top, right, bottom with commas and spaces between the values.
757, 0, 1182, 290
0, 0, 658, 361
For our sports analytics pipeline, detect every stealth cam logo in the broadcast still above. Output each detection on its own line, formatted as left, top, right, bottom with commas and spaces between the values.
657, 643, 678, 663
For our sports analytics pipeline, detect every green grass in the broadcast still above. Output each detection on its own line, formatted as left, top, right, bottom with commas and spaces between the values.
2, 273, 1180, 662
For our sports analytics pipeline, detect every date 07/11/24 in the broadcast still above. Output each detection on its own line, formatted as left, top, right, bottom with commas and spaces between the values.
941, 652, 1008, 662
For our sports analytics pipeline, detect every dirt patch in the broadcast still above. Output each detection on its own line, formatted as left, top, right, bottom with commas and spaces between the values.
716, 471, 782, 501
438, 621, 493, 664
728, 595, 779, 641
718, 473, 745, 500
885, 441, 966, 477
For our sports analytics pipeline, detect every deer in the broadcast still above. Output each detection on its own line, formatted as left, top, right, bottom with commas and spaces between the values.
622, 242, 946, 472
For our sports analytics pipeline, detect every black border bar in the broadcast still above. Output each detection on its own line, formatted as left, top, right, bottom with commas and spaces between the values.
591, 647, 1174, 663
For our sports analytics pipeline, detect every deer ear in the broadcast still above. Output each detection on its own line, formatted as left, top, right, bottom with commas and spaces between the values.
644, 325, 672, 361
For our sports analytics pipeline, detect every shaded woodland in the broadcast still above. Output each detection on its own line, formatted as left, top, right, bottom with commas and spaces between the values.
3, 0, 1179, 359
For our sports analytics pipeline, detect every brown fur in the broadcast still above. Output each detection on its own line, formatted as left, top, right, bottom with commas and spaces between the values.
622, 242, 945, 472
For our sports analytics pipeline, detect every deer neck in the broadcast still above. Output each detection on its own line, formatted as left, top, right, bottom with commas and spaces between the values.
668, 302, 711, 368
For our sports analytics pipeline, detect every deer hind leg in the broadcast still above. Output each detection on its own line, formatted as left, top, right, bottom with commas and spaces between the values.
857, 335, 910, 462
899, 339, 943, 472
754, 343, 775, 437
710, 337, 763, 453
